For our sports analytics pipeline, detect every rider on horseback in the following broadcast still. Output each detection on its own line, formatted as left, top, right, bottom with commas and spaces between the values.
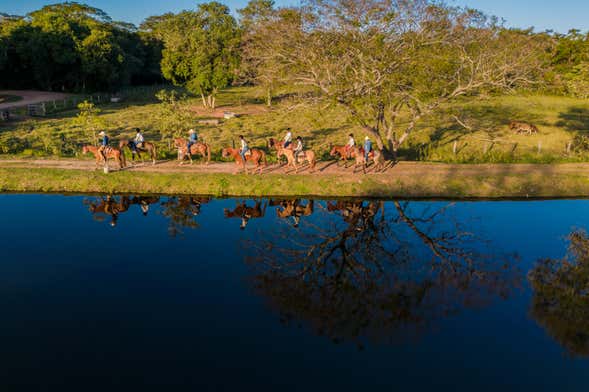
187, 129, 198, 153
98, 131, 109, 162
294, 136, 303, 163
345, 133, 355, 158
134, 128, 145, 149
364, 136, 372, 163
239, 134, 249, 163
283, 128, 293, 148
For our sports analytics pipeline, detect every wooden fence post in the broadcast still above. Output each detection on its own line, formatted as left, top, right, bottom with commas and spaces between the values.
452, 140, 457, 155
537, 141, 542, 154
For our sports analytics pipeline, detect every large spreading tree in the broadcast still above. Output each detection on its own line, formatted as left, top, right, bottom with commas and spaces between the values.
247, 0, 550, 157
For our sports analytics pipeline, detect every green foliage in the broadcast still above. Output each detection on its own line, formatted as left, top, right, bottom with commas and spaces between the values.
73, 100, 104, 144
0, 2, 161, 92
154, 2, 240, 107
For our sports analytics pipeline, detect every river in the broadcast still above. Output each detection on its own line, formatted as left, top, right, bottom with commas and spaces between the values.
0, 194, 587, 390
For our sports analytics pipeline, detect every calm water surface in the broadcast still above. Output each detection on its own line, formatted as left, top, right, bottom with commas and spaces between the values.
0, 194, 587, 391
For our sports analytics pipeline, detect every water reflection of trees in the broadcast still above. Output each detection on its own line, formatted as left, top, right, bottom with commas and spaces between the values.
160, 196, 211, 237
248, 200, 520, 346
529, 230, 589, 357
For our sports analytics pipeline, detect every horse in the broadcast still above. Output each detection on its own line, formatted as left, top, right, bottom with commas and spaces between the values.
224, 201, 267, 229
276, 147, 317, 174
82, 145, 126, 169
268, 137, 293, 165
221, 147, 267, 174
329, 145, 364, 167
119, 139, 158, 165
173, 138, 211, 165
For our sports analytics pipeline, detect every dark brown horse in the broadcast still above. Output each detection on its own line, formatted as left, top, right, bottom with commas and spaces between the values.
173, 138, 211, 165
82, 145, 126, 169
224, 201, 267, 229
221, 147, 267, 174
119, 139, 157, 165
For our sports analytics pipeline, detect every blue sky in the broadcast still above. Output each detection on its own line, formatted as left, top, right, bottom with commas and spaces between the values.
2, 0, 588, 33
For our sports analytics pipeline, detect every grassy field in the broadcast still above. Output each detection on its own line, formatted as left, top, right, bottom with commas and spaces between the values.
3, 164, 589, 198
1, 86, 589, 164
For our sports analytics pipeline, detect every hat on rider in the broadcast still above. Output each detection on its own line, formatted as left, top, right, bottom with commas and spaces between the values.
98, 131, 105, 136
188, 129, 195, 134
135, 128, 141, 133
365, 136, 370, 141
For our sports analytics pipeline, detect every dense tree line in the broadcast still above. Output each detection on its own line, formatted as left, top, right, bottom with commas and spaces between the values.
0, 3, 162, 92
3, 1, 589, 114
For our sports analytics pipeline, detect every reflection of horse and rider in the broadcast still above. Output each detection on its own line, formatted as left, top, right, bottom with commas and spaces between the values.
224, 200, 267, 230
85, 195, 160, 227
270, 199, 314, 227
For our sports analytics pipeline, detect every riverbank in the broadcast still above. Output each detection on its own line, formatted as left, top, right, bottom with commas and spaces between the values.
2, 160, 589, 198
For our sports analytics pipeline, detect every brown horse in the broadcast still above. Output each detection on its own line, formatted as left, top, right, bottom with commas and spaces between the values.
224, 201, 267, 229
119, 139, 157, 165
277, 147, 317, 174
82, 145, 126, 169
221, 147, 267, 174
268, 137, 293, 165
173, 138, 211, 165
329, 145, 362, 167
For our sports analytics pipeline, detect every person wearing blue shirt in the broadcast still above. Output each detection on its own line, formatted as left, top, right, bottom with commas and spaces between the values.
98, 131, 109, 162
364, 136, 372, 163
187, 129, 198, 153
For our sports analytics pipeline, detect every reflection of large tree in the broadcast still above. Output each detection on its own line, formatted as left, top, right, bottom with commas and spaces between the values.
248, 201, 519, 345
529, 230, 589, 357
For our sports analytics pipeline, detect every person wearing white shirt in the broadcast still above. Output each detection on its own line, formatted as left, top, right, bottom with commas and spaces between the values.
283, 128, 293, 148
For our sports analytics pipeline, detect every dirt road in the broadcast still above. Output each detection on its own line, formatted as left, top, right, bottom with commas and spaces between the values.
1, 158, 588, 178
0, 90, 70, 110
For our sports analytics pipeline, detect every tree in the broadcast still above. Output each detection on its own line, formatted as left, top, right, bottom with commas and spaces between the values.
529, 230, 589, 357
248, 200, 520, 345
257, 0, 549, 158
156, 2, 241, 109
238, 1, 294, 106
73, 100, 104, 145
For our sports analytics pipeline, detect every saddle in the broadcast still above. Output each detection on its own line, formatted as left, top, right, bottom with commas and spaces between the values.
244, 150, 252, 157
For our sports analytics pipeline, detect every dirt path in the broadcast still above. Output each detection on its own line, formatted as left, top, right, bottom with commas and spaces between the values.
1, 158, 588, 178
0, 90, 70, 110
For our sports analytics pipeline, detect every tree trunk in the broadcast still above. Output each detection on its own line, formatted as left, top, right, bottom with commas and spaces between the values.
266, 88, 272, 107
363, 126, 396, 160
201, 93, 208, 108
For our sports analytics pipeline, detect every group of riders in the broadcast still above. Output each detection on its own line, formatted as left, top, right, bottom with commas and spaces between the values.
95, 126, 375, 167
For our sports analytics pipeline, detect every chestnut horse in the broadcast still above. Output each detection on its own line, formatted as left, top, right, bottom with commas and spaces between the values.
271, 199, 314, 227
221, 147, 267, 174
173, 138, 211, 165
276, 147, 317, 173
268, 138, 293, 165
82, 145, 126, 169
329, 145, 362, 167
119, 139, 157, 165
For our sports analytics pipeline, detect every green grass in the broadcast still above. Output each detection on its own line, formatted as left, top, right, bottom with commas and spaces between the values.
2, 86, 589, 164
2, 166, 589, 198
